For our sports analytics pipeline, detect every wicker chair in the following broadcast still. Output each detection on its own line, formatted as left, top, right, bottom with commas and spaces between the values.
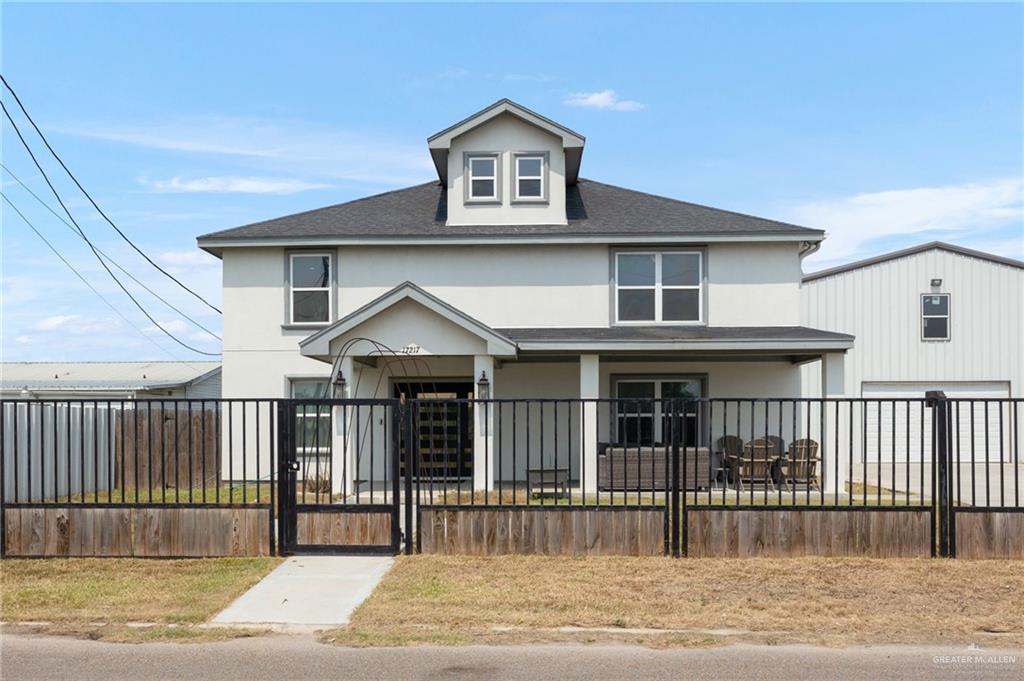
734, 438, 781, 491
783, 439, 821, 491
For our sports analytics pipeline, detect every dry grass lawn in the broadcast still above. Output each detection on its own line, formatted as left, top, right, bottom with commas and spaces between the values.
1, 557, 280, 642
326, 555, 1024, 648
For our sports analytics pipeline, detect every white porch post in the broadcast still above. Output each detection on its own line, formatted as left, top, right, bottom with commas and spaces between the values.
821, 352, 847, 496
579, 354, 600, 495
473, 355, 494, 492
333, 355, 355, 497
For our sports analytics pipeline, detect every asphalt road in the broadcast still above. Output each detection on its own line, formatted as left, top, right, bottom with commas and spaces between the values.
2, 634, 1021, 681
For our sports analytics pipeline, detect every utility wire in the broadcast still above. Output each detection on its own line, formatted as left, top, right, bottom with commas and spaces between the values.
0, 73, 222, 314
1, 100, 220, 356
1, 192, 183, 361
1, 162, 221, 341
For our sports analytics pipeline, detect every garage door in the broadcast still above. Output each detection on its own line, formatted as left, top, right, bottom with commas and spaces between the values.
861, 382, 1011, 462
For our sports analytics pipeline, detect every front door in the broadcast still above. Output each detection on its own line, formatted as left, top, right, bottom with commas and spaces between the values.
393, 382, 473, 480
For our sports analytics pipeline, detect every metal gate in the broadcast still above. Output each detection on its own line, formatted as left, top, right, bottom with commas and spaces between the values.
277, 399, 402, 555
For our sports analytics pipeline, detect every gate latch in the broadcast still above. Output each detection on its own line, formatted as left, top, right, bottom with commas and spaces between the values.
287, 461, 300, 472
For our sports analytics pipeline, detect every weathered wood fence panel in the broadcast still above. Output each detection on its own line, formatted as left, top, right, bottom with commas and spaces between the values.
686, 509, 933, 558
296, 511, 391, 546
115, 405, 220, 491
955, 512, 1024, 560
3, 505, 269, 557
419, 507, 665, 556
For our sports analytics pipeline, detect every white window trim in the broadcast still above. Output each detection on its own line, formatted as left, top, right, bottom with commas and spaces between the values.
921, 292, 950, 341
466, 154, 499, 202
513, 153, 546, 202
289, 252, 333, 326
614, 251, 703, 325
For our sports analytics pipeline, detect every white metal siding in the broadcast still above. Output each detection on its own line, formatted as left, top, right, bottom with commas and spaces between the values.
861, 381, 1009, 462
801, 248, 1024, 400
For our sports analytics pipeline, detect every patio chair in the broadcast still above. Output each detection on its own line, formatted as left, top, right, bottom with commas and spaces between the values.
714, 435, 744, 487
783, 439, 821, 491
736, 438, 781, 491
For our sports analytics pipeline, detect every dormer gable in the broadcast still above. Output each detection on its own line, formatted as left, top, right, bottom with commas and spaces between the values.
427, 99, 585, 227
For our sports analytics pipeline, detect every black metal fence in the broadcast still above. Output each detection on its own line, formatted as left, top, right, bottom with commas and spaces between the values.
2, 394, 1020, 558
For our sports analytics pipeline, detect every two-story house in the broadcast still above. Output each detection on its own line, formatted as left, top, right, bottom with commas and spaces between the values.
197, 99, 853, 493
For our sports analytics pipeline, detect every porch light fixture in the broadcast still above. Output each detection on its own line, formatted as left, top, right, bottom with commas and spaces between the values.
333, 368, 347, 395
930, 278, 943, 287
477, 371, 490, 399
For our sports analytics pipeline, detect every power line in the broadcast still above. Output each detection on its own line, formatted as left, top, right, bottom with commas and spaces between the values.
1, 192, 185, 361
1, 99, 220, 357
0, 73, 222, 314
1, 162, 221, 342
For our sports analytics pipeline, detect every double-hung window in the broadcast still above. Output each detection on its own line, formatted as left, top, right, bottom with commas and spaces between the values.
922, 293, 950, 340
289, 253, 331, 324
290, 379, 332, 457
615, 251, 702, 323
514, 154, 545, 201
467, 155, 499, 201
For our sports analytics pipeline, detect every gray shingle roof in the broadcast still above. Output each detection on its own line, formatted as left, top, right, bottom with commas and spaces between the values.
198, 179, 822, 244
495, 326, 853, 343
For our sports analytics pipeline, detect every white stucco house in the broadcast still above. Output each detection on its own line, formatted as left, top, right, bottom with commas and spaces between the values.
197, 99, 855, 493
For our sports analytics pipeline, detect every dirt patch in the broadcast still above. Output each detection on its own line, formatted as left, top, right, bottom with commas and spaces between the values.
324, 555, 1024, 647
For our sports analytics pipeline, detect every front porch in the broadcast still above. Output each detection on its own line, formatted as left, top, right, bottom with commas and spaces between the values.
295, 282, 854, 497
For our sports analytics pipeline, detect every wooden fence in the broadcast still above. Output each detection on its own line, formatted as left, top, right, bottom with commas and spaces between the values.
115, 405, 220, 491
419, 507, 665, 556
685, 508, 934, 558
954, 511, 1024, 560
3, 505, 270, 557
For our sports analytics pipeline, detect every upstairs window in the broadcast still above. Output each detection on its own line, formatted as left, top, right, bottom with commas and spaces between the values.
922, 293, 949, 340
467, 154, 498, 201
615, 251, 702, 323
290, 253, 331, 324
514, 154, 545, 201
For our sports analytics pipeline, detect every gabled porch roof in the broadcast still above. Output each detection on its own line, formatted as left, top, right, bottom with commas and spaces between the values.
298, 282, 518, 361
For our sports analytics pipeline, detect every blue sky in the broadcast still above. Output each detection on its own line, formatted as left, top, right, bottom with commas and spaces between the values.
2, 2, 1022, 362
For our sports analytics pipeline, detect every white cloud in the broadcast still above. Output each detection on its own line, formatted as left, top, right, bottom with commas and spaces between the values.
34, 314, 80, 331
145, 319, 190, 335
503, 73, 555, 82
790, 177, 1024, 266
140, 175, 330, 195
564, 90, 644, 112
156, 250, 220, 268
53, 115, 435, 185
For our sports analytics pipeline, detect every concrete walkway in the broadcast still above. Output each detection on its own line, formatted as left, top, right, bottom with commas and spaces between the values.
211, 556, 393, 631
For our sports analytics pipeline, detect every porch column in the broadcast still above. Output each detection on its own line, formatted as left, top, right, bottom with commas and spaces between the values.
473, 355, 494, 492
821, 352, 847, 496
579, 354, 600, 495
333, 355, 355, 497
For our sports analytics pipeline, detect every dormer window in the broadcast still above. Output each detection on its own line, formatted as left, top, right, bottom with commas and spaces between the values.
465, 153, 500, 202
514, 153, 547, 202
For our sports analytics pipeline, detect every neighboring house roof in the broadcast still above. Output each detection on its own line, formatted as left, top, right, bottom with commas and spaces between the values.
498, 326, 854, 352
300, 282, 518, 359
803, 241, 1024, 283
198, 179, 822, 251
0, 361, 221, 393
426, 99, 586, 184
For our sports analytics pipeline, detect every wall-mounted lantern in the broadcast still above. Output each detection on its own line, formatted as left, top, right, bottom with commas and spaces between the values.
333, 368, 347, 397
476, 370, 490, 400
